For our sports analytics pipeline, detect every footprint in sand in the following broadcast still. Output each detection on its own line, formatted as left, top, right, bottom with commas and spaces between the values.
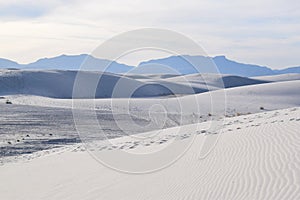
197, 130, 206, 134
129, 145, 138, 149
157, 139, 168, 144
100, 146, 107, 151
180, 134, 190, 140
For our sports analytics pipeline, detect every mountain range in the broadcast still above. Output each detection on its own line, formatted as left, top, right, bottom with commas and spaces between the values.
0, 54, 299, 77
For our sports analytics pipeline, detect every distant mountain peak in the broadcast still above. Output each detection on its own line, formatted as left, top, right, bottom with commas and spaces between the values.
137, 55, 275, 76
0, 58, 19, 68
0, 54, 299, 76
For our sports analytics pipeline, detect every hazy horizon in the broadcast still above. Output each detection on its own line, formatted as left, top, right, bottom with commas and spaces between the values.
0, 0, 299, 69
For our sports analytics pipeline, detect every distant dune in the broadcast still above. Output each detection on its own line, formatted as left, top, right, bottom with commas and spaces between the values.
6, 78, 300, 117
0, 69, 286, 99
0, 70, 197, 98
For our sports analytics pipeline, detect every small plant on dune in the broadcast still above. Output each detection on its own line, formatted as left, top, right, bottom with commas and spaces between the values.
260, 106, 264, 110
5, 100, 12, 104
208, 113, 212, 117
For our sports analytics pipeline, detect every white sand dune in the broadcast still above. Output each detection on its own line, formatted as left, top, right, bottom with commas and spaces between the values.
0, 107, 299, 199
1, 71, 300, 199
3, 70, 297, 99
0, 70, 203, 98
253, 73, 300, 82
164, 73, 269, 89
7, 79, 300, 116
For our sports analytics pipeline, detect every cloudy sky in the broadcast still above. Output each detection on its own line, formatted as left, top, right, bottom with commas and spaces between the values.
0, 0, 299, 69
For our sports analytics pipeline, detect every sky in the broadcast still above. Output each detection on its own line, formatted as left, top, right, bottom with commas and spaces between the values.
0, 0, 299, 69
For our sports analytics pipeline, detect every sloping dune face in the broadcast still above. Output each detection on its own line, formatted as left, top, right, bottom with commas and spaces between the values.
0, 70, 197, 98
0, 70, 211, 98
5, 79, 300, 115
0, 107, 299, 199
0, 70, 285, 99
164, 73, 270, 90
252, 73, 300, 82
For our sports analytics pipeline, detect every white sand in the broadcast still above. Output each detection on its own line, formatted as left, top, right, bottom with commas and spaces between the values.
1, 71, 300, 199
6, 79, 300, 116
0, 107, 299, 199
